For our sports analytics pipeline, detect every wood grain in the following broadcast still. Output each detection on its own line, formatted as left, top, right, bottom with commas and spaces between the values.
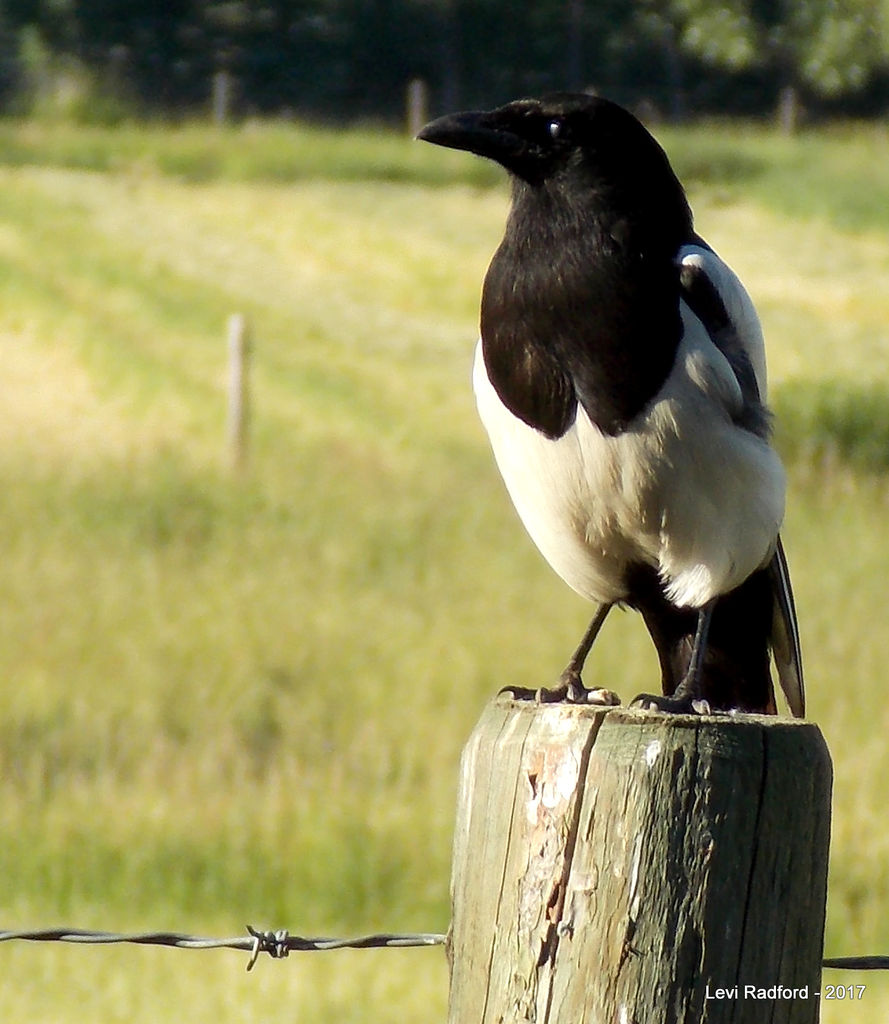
448, 698, 832, 1024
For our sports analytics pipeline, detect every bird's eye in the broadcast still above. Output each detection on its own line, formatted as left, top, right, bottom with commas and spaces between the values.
548, 119, 563, 139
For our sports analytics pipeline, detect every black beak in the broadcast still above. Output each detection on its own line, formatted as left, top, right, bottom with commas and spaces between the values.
417, 110, 526, 167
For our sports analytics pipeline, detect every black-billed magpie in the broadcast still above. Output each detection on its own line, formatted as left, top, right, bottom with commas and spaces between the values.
419, 93, 804, 717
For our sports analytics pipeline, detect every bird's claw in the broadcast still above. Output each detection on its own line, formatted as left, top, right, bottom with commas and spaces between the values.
630, 693, 713, 715
500, 676, 620, 707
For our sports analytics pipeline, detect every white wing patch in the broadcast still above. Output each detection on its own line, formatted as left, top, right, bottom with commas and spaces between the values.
681, 337, 744, 421
650, 309, 785, 607
677, 244, 768, 400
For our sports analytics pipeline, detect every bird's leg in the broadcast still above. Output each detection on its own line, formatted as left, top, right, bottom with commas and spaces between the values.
632, 600, 716, 715
502, 603, 620, 705
557, 602, 618, 702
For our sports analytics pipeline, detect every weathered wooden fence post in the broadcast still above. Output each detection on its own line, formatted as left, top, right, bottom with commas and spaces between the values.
448, 697, 832, 1023
406, 78, 429, 137
213, 69, 233, 125
227, 312, 250, 470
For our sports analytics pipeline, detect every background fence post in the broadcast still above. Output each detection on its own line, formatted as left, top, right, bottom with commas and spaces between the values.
447, 698, 832, 1023
406, 77, 428, 137
227, 312, 250, 470
213, 69, 232, 125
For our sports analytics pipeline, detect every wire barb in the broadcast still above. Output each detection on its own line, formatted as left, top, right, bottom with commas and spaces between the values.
246, 927, 291, 971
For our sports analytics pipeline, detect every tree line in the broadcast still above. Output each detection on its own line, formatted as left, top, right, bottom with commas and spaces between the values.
1, 0, 888, 123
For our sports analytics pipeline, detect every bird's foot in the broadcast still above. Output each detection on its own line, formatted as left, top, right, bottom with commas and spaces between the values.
501, 670, 620, 707
629, 692, 713, 715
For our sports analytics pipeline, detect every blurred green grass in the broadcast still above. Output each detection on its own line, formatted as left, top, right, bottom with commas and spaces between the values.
0, 118, 502, 187
1, 119, 889, 1021
1, 117, 889, 232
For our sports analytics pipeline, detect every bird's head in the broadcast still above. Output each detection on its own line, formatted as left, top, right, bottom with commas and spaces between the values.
418, 93, 690, 231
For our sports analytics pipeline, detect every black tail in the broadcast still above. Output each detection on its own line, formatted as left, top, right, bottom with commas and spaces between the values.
768, 536, 805, 717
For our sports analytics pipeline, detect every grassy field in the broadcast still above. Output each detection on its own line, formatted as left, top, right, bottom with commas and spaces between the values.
1, 117, 889, 1020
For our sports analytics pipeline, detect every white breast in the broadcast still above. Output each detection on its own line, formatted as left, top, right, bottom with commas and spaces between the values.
472, 306, 786, 609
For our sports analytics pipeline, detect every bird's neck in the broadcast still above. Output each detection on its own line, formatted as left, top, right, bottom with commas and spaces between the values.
480, 183, 685, 438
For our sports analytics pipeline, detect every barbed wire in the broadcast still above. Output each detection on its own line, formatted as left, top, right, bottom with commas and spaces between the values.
0, 926, 447, 971
822, 956, 889, 971
1, 925, 886, 973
